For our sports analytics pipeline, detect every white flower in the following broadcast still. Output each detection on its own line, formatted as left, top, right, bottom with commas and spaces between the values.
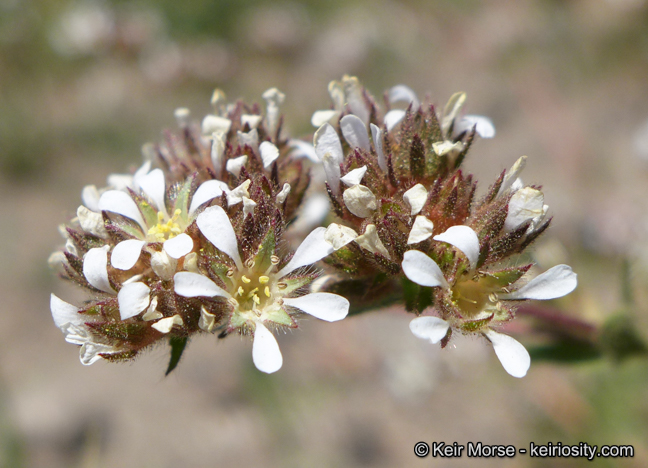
173, 205, 352, 373
311, 76, 371, 128
402, 224, 577, 378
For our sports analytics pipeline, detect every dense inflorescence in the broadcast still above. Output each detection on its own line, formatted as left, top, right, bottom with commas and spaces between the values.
50, 76, 577, 377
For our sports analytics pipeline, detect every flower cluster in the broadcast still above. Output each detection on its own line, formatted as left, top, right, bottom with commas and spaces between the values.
50, 76, 577, 378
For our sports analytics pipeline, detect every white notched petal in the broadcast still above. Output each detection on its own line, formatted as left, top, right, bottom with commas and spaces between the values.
173, 272, 231, 298
485, 330, 531, 378
343, 185, 377, 218
287, 139, 319, 162
277, 227, 334, 278
433, 225, 480, 270
151, 250, 177, 280
322, 152, 342, 196
83, 246, 115, 293
77, 205, 108, 238
409, 316, 450, 344
163, 233, 193, 259
340, 166, 367, 187
402, 250, 449, 288
403, 183, 428, 215
252, 322, 283, 374
98, 190, 146, 231
388, 84, 420, 110
237, 128, 259, 150
499, 265, 577, 301
314, 123, 344, 165
275, 183, 291, 204
384, 109, 406, 132
226, 155, 248, 177
132, 160, 152, 190
433, 141, 464, 157
117, 282, 151, 320
324, 223, 358, 250
80, 342, 114, 365
283, 293, 349, 322
82, 185, 101, 211
355, 224, 390, 259
259, 141, 280, 168
370, 124, 387, 172
138, 168, 168, 216
50, 294, 82, 329
111, 239, 145, 270
199, 306, 217, 332
243, 197, 257, 217
340, 114, 371, 151
202, 114, 232, 136
407, 216, 435, 244
504, 187, 546, 232
241, 114, 263, 129
498, 155, 527, 197
196, 205, 243, 269
189, 180, 226, 215
61, 323, 90, 345
456, 115, 496, 138
142, 296, 162, 321
226, 179, 251, 207
311, 109, 339, 127
151, 315, 184, 334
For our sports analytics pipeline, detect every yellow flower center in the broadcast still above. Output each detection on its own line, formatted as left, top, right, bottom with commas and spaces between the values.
147, 209, 183, 242
451, 275, 499, 319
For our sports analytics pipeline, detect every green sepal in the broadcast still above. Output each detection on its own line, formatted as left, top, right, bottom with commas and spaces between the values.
175, 176, 194, 224
281, 275, 314, 296
208, 259, 231, 284
138, 199, 158, 229
166, 336, 189, 376
266, 307, 296, 328
460, 314, 494, 333
254, 228, 276, 273
482, 264, 533, 289
88, 321, 149, 343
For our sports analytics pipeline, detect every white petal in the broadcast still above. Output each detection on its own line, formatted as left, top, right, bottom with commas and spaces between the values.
277, 227, 334, 278
225, 179, 251, 207
283, 293, 349, 322
189, 180, 226, 215
485, 330, 531, 378
343, 184, 377, 218
107, 174, 134, 191
384, 109, 406, 132
80, 342, 114, 365
275, 183, 291, 204
409, 316, 450, 344
226, 155, 248, 177
355, 224, 390, 259
151, 250, 177, 280
142, 296, 162, 321
242, 197, 257, 217
211, 133, 226, 176
173, 272, 231, 298
342, 75, 370, 126
499, 265, 577, 300
77, 205, 108, 238
83, 246, 115, 293
196, 205, 243, 269
118, 282, 150, 320
111, 239, 145, 270
442, 91, 466, 133
407, 216, 435, 244
388, 84, 420, 110
403, 183, 428, 215
287, 139, 319, 162
152, 315, 184, 334
81, 185, 100, 211
252, 322, 283, 373
241, 114, 263, 129
199, 306, 217, 332
402, 250, 448, 288
340, 114, 371, 151
433, 140, 464, 156
262, 87, 284, 135
433, 225, 480, 270
498, 156, 527, 197
202, 114, 232, 135
504, 187, 546, 232
322, 152, 342, 196
314, 123, 344, 165
50, 294, 82, 329
311, 109, 339, 127
340, 166, 367, 187
65, 238, 78, 256
61, 323, 90, 345
456, 115, 495, 138
98, 190, 146, 231
138, 168, 168, 216
370, 124, 387, 172
132, 160, 152, 190
259, 141, 280, 168
163, 233, 193, 259
237, 128, 259, 150
324, 223, 358, 250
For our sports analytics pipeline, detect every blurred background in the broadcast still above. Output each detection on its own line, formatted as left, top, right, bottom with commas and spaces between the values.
2, 0, 648, 466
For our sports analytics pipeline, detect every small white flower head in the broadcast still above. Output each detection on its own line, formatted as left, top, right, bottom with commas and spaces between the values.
174, 205, 350, 373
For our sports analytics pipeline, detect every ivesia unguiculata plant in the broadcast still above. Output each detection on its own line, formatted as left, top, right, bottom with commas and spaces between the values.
49, 76, 577, 377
